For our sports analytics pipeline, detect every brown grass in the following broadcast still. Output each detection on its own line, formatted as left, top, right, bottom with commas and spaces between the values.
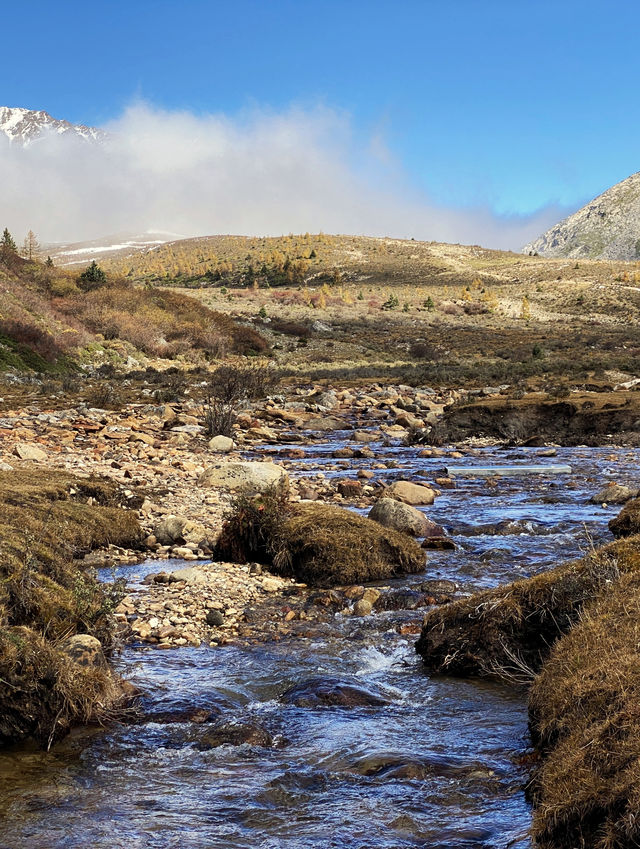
610, 498, 640, 538
215, 489, 425, 587
529, 564, 640, 848
0, 468, 142, 747
415, 537, 640, 678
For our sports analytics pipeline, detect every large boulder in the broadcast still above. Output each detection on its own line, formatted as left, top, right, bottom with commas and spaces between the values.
369, 497, 439, 537
14, 443, 47, 461
154, 515, 188, 545
198, 461, 288, 494
385, 480, 436, 505
60, 635, 106, 668
590, 482, 637, 505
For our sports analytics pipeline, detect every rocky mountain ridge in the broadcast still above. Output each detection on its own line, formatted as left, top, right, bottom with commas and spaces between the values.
0, 106, 104, 145
523, 170, 640, 260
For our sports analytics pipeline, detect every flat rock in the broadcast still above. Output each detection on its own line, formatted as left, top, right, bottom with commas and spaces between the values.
198, 461, 288, 494
385, 480, 436, 506
14, 442, 47, 461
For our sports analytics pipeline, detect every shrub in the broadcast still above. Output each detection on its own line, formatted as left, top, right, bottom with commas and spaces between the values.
203, 362, 278, 437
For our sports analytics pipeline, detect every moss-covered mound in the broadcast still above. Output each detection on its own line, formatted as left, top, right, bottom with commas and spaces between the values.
609, 498, 640, 538
0, 468, 142, 747
529, 564, 640, 848
415, 537, 640, 678
215, 492, 425, 587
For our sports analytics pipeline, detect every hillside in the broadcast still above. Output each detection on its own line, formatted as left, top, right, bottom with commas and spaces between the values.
524, 171, 640, 260
97, 232, 640, 389
0, 249, 266, 371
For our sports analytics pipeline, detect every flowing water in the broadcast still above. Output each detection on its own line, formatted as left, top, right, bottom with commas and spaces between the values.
1, 441, 639, 849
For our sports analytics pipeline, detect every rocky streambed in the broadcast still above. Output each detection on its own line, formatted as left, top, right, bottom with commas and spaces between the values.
2, 420, 639, 848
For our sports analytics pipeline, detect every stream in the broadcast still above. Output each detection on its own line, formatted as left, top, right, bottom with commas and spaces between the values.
1, 439, 639, 849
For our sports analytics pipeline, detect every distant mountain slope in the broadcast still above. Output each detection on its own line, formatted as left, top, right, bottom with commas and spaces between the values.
523, 171, 640, 260
0, 106, 104, 146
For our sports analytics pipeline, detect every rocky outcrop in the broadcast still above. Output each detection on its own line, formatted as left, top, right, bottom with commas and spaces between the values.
523, 170, 640, 259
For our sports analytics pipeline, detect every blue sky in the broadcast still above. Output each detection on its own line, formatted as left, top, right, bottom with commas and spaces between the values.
2, 0, 640, 242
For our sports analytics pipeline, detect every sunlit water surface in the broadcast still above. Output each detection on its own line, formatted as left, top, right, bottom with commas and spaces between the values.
2, 441, 638, 849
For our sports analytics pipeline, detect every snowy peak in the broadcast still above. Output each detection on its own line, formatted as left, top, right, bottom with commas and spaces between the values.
0, 106, 105, 145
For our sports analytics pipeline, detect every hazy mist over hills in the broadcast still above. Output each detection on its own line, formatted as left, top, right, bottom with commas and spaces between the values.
0, 104, 568, 249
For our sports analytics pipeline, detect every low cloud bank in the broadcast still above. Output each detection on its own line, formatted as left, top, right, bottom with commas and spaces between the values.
0, 103, 567, 249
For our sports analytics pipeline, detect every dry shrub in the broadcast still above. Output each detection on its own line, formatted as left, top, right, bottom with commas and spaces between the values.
215, 489, 425, 587
415, 537, 640, 678
0, 318, 69, 362
529, 564, 640, 848
269, 317, 312, 338
203, 361, 278, 437
439, 301, 464, 316
54, 285, 268, 358
0, 469, 142, 747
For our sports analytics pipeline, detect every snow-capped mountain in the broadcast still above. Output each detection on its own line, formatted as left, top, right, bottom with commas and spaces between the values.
0, 106, 105, 145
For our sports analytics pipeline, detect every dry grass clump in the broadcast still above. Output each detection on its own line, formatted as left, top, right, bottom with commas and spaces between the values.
0, 469, 142, 747
215, 489, 425, 587
529, 565, 640, 848
415, 537, 640, 678
609, 498, 640, 538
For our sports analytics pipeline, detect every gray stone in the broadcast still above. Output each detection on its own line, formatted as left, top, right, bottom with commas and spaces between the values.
368, 497, 431, 537
14, 442, 47, 461
208, 435, 234, 452
198, 461, 288, 494
154, 515, 187, 545
590, 483, 638, 505
206, 609, 225, 626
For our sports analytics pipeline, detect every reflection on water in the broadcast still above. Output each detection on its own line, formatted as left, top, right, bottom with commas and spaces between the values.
1, 443, 638, 848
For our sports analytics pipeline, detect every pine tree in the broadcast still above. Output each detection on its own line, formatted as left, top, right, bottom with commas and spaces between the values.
1, 228, 17, 252
78, 260, 107, 290
45, 256, 54, 268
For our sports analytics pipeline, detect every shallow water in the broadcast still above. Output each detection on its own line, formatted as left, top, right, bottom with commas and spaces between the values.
1, 442, 638, 848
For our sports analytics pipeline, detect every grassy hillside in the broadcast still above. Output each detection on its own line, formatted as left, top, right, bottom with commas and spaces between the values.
101, 233, 640, 387
0, 248, 267, 371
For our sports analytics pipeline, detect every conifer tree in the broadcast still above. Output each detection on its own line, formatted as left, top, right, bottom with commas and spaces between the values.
1, 228, 17, 252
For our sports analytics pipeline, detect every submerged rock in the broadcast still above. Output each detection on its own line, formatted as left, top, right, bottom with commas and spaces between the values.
281, 677, 390, 708
196, 717, 273, 749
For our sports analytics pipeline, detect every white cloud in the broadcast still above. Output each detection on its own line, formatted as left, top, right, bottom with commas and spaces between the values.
0, 102, 569, 249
